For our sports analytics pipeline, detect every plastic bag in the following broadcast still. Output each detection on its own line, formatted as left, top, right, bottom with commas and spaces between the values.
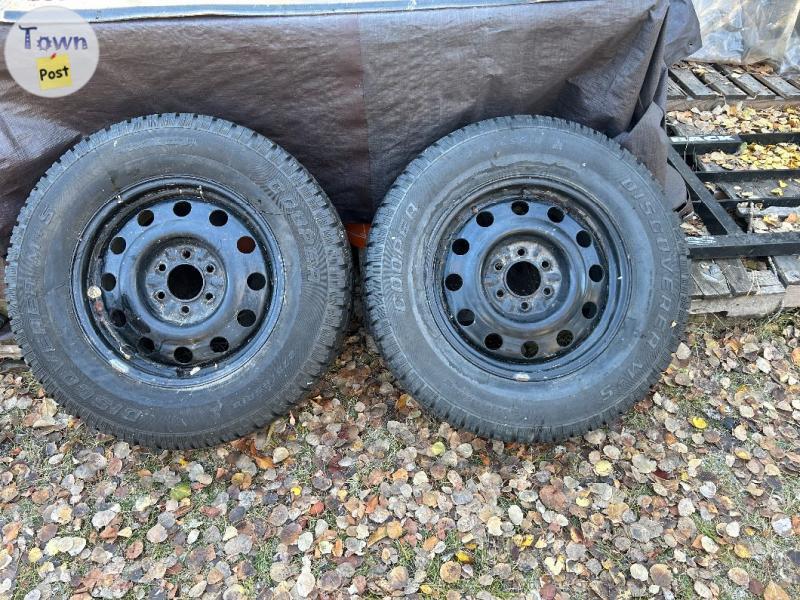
781, 19, 800, 73
690, 0, 800, 66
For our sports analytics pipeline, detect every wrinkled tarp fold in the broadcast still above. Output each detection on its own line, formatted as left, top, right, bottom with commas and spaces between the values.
0, 0, 700, 250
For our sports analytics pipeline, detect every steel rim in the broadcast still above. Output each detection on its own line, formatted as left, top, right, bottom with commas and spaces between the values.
72, 177, 283, 385
431, 179, 630, 380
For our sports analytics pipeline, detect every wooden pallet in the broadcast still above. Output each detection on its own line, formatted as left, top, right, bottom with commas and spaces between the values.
676, 125, 800, 316
690, 256, 800, 317
668, 63, 800, 111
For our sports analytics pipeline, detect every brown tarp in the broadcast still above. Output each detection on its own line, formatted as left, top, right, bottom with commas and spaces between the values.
0, 0, 700, 253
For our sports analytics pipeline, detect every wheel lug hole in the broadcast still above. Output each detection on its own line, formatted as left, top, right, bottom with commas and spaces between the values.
494, 262, 503, 271
521, 302, 529, 311
109, 309, 126, 327
206, 264, 215, 273
456, 309, 475, 326
182, 250, 191, 260
157, 263, 167, 272
485, 333, 503, 350
174, 347, 193, 364
543, 287, 552, 296
138, 337, 155, 354
445, 274, 463, 291
210, 337, 229, 353
541, 260, 551, 270
522, 341, 538, 358
181, 306, 190, 314
557, 330, 574, 347
517, 248, 526, 256
155, 291, 166, 301
496, 290, 504, 298
205, 293, 214, 301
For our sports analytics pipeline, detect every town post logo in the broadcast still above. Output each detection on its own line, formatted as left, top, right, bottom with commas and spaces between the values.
4, 6, 99, 98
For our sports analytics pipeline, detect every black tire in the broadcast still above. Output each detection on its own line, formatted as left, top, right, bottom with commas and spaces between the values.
6, 114, 352, 449
365, 116, 689, 442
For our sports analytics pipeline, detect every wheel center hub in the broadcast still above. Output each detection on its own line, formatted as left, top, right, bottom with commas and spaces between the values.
143, 241, 225, 325
505, 261, 540, 296
167, 263, 204, 300
482, 239, 563, 319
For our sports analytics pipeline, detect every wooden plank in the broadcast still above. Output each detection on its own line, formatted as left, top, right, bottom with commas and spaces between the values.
0, 344, 21, 361
752, 73, 800, 100
785, 74, 800, 90
695, 66, 748, 101
690, 267, 785, 317
691, 260, 730, 298
716, 259, 753, 296
694, 147, 800, 206
770, 255, 800, 308
736, 205, 800, 219
666, 82, 691, 111
667, 77, 687, 99
671, 66, 720, 101
717, 65, 777, 101
670, 67, 724, 110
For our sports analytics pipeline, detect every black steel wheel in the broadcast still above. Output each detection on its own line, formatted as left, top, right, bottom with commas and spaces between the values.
78, 178, 280, 382
366, 116, 689, 442
437, 189, 622, 376
7, 114, 352, 448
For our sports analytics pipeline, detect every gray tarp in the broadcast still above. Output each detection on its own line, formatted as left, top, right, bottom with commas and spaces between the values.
0, 0, 700, 252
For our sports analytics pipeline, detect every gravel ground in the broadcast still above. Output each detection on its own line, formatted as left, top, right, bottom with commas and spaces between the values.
0, 308, 798, 600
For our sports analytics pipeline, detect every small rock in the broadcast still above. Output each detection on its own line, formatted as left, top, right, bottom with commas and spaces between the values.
269, 504, 289, 527
91, 506, 119, 529
224, 534, 252, 557
694, 580, 712, 599
565, 542, 586, 562
756, 356, 771, 373
186, 582, 207, 599
386, 521, 403, 540
295, 569, 316, 598
771, 516, 792, 537
297, 531, 313, 552
486, 516, 503, 536
632, 454, 656, 474
270, 562, 291, 583
699, 481, 716, 499
700, 535, 719, 554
